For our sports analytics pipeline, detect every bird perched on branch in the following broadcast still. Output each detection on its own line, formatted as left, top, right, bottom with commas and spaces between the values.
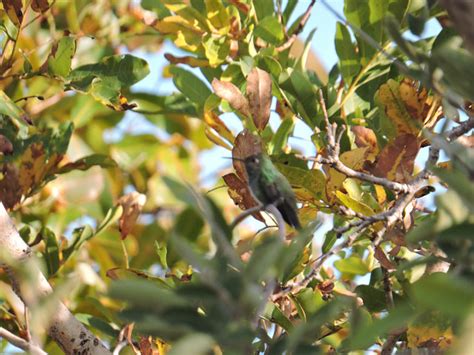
243, 153, 301, 229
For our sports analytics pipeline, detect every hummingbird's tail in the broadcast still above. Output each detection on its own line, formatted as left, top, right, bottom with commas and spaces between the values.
277, 200, 301, 230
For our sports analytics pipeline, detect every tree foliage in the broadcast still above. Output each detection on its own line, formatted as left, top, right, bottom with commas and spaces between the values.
0, 0, 473, 354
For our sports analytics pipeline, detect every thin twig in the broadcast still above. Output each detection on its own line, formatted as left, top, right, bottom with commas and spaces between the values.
276, 0, 316, 52
382, 267, 394, 309
230, 204, 264, 229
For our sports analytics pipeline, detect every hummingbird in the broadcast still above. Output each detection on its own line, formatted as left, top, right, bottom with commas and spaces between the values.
243, 153, 301, 229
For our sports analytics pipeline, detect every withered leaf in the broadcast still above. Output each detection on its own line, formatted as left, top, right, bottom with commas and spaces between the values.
31, 0, 50, 12
0, 135, 13, 155
372, 134, 419, 182
117, 192, 146, 239
246, 67, 272, 130
374, 245, 396, 270
351, 126, 378, 155
2, 0, 23, 26
232, 129, 262, 181
0, 164, 22, 209
222, 173, 264, 222
211, 78, 250, 117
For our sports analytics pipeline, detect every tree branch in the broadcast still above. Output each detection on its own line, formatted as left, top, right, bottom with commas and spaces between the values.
0, 203, 111, 355
0, 327, 47, 355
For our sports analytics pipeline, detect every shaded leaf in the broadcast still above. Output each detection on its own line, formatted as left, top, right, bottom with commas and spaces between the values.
335, 22, 360, 83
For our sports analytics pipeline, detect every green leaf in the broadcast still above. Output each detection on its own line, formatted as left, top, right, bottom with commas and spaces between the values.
254, 0, 274, 20
203, 35, 229, 66
345, 304, 414, 350
174, 207, 204, 242
322, 231, 337, 254
355, 285, 387, 312
170, 66, 211, 108
55, 154, 117, 174
96, 205, 123, 237
47, 36, 76, 78
282, 0, 298, 24
41, 228, 60, 277
336, 191, 374, 216
62, 225, 94, 261
264, 303, 294, 331
76, 313, 118, 337
68, 54, 149, 109
335, 22, 360, 83
110, 279, 188, 310
254, 16, 284, 45
155, 241, 168, 269
168, 333, 216, 355
0, 90, 30, 134
245, 238, 284, 282
274, 163, 326, 201
334, 256, 370, 275
279, 69, 319, 127
410, 273, 474, 317
269, 118, 294, 154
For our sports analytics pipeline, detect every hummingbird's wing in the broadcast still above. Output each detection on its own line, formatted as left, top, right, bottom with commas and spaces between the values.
276, 197, 301, 229
258, 179, 301, 229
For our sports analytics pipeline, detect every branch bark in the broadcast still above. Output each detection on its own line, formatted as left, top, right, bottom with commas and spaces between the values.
0, 203, 111, 355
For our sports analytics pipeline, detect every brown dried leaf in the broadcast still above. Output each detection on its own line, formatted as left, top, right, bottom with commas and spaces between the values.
372, 134, 419, 182
211, 79, 250, 117
232, 129, 262, 181
118, 192, 146, 239
222, 173, 264, 222
2, 0, 23, 26
0, 164, 22, 209
351, 126, 378, 156
0, 135, 13, 155
374, 245, 396, 270
139, 336, 158, 355
317, 280, 335, 294
31, 0, 50, 12
246, 67, 272, 130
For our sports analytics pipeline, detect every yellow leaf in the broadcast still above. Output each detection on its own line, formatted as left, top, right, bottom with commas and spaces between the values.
325, 147, 369, 203
204, 111, 235, 143
336, 191, 374, 216
204, 127, 232, 150
205, 0, 230, 34
377, 79, 421, 135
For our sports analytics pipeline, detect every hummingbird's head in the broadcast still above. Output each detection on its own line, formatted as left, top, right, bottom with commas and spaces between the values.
243, 154, 263, 179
